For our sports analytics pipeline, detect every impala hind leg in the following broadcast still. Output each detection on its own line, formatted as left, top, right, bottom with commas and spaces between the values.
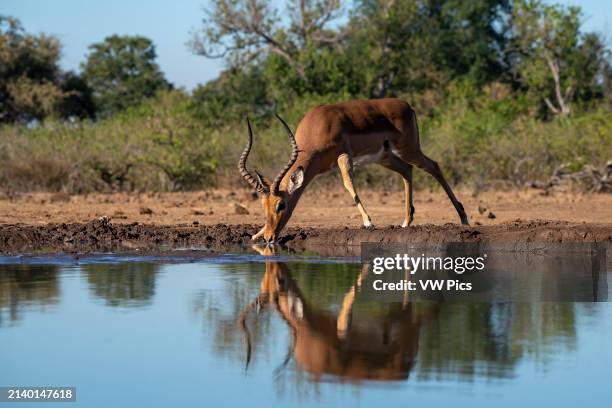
380, 154, 415, 227
414, 153, 469, 225
338, 153, 373, 228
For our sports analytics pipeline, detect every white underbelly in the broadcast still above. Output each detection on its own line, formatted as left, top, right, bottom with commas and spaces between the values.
353, 147, 386, 166
322, 132, 397, 172
349, 131, 397, 167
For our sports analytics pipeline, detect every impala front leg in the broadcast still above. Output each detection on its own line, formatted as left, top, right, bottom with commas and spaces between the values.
338, 153, 373, 228
252, 225, 265, 241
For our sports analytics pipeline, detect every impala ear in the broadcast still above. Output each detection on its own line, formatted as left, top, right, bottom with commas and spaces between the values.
254, 171, 270, 194
287, 166, 304, 195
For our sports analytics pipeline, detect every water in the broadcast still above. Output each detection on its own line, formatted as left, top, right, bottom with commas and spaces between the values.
1, 253, 611, 407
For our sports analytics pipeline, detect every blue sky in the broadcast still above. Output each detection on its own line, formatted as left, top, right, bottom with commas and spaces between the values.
3, 0, 611, 91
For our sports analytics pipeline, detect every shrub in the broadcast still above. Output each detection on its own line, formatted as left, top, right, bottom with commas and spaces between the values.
1, 87, 610, 194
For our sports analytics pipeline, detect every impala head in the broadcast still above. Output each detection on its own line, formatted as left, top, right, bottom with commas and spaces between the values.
238, 114, 304, 244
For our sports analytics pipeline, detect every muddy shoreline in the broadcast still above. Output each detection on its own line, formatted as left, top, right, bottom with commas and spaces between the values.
1, 218, 611, 257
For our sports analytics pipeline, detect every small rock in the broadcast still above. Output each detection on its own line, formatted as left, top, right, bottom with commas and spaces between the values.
139, 207, 154, 215
487, 211, 496, 219
232, 203, 249, 215
478, 205, 487, 215
191, 209, 206, 215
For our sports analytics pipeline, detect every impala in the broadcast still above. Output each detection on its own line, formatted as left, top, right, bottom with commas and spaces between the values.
239, 98, 469, 244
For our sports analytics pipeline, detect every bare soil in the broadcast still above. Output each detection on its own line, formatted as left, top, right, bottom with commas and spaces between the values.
0, 189, 611, 255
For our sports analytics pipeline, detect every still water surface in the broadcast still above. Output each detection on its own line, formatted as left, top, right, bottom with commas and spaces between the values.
1, 253, 611, 407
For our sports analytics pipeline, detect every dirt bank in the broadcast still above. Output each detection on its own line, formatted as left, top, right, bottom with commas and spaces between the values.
0, 189, 611, 255
0, 218, 610, 256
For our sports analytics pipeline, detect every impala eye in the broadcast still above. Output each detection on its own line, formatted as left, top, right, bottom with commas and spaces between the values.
275, 202, 286, 213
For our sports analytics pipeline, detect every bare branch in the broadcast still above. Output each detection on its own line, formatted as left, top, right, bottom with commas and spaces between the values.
190, 0, 345, 79
544, 50, 572, 115
543, 97, 560, 114
288, 0, 343, 45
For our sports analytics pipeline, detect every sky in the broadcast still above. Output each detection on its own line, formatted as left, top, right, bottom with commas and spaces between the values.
3, 0, 611, 91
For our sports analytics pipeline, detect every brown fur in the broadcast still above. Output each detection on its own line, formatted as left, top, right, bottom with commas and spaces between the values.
242, 261, 440, 382
253, 98, 469, 243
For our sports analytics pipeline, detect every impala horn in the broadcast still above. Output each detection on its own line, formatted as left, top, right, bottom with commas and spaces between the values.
271, 114, 299, 196
238, 118, 269, 194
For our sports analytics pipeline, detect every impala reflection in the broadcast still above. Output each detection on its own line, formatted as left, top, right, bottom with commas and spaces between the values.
238, 260, 440, 382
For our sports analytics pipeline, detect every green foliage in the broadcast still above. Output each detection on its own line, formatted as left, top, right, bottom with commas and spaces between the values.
0, 16, 93, 123
349, 0, 511, 97
2, 83, 610, 193
0, 90, 220, 193
135, 91, 220, 190
83, 263, 160, 307
2, 1, 612, 194
511, 0, 611, 116
190, 65, 270, 127
56, 71, 96, 119
421, 82, 612, 188
81, 35, 171, 117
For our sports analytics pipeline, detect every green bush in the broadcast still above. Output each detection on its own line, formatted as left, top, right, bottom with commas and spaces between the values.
421, 84, 612, 190
0, 90, 220, 193
1, 87, 610, 194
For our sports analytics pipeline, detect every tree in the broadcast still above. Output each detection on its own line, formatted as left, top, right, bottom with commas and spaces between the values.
0, 16, 88, 123
435, 0, 512, 86
190, 65, 270, 127
511, 0, 608, 116
189, 0, 345, 81
569, 32, 611, 105
348, 0, 511, 98
348, 0, 439, 97
81, 35, 170, 116
56, 71, 96, 120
